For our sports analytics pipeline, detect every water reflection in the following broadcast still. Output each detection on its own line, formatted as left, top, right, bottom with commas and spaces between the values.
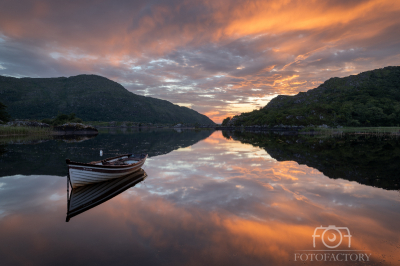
67, 169, 147, 222
0, 131, 399, 265
0, 144, 6, 157
0, 129, 213, 177
222, 131, 400, 190
54, 135, 97, 143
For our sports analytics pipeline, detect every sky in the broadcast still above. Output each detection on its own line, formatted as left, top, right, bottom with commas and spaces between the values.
0, 0, 399, 123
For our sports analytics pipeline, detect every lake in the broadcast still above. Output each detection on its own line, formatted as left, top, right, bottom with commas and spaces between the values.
0, 129, 399, 266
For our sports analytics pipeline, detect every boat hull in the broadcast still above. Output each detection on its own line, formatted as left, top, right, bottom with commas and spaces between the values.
67, 155, 147, 188
67, 169, 147, 221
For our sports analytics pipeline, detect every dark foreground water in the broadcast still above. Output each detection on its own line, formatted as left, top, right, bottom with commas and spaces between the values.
0, 129, 399, 266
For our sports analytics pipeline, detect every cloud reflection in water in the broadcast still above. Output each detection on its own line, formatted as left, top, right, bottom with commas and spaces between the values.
0, 131, 399, 265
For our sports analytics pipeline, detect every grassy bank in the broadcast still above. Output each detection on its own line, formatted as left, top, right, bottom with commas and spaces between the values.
300, 126, 400, 136
86, 121, 172, 127
329, 127, 400, 133
0, 126, 51, 137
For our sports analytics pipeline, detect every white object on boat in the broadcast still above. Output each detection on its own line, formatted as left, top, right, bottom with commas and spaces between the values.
66, 153, 147, 188
100, 150, 103, 156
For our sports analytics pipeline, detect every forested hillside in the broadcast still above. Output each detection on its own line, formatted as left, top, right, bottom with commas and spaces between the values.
223, 66, 400, 127
0, 74, 215, 124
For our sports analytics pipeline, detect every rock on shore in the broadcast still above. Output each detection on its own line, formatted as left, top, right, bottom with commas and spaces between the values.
53, 123, 98, 135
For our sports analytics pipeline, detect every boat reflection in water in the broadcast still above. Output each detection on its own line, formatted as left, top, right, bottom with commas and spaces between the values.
66, 169, 147, 222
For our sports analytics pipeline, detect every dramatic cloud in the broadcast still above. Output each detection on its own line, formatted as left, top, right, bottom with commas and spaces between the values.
1, 0, 399, 122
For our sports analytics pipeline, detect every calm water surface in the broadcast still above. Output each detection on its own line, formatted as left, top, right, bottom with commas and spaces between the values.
0, 129, 399, 266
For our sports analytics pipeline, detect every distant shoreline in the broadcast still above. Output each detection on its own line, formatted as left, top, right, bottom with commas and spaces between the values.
2, 124, 400, 138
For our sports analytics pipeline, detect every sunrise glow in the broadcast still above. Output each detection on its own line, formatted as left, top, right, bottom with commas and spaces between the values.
0, 0, 399, 122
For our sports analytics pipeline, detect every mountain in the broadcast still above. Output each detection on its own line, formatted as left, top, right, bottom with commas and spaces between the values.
0, 74, 215, 124
223, 66, 400, 127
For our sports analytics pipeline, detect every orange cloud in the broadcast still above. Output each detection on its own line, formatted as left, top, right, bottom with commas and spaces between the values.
0, 0, 399, 123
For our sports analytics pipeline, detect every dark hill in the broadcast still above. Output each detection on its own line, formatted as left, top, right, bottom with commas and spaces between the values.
0, 74, 215, 124
223, 66, 400, 127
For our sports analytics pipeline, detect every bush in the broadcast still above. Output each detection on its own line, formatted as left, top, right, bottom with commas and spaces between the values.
41, 113, 84, 126
41, 118, 53, 124
0, 102, 10, 123
222, 117, 231, 126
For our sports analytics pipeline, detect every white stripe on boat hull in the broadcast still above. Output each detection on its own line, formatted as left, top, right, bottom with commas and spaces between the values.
66, 170, 147, 221
68, 157, 146, 188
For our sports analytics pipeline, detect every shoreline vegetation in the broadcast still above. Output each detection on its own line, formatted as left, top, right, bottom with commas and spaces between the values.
2, 122, 400, 138
300, 126, 400, 134
0, 113, 99, 138
86, 121, 216, 129
215, 125, 400, 135
0, 126, 51, 137
1, 109, 400, 137
0, 120, 215, 138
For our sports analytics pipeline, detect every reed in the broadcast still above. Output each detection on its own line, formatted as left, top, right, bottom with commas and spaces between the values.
0, 126, 51, 137
311, 127, 400, 135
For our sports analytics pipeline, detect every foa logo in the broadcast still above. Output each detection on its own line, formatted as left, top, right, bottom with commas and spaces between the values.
312, 225, 352, 249
294, 225, 371, 262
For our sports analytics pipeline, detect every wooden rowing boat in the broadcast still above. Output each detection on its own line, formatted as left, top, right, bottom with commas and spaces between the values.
66, 153, 148, 188
66, 169, 147, 222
